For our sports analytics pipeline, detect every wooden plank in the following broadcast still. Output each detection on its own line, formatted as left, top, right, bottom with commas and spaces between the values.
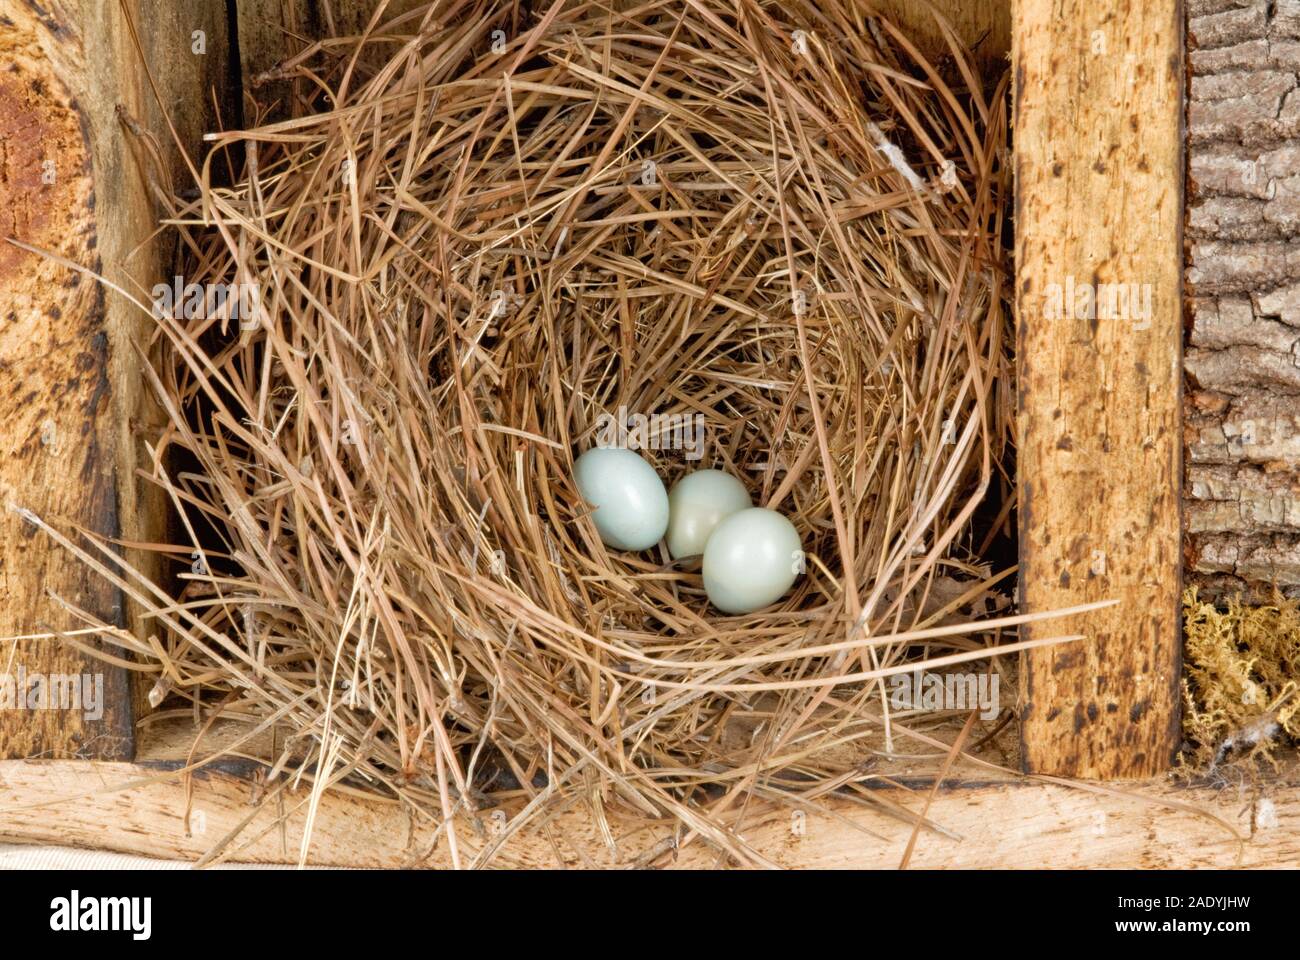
236, 0, 431, 124
1013, 1, 1184, 777
0, 724, 1287, 870
868, 0, 1010, 71
0, 747, 1292, 868
0, 0, 233, 758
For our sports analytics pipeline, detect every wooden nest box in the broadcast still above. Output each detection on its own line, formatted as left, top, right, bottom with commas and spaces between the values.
0, 0, 1295, 868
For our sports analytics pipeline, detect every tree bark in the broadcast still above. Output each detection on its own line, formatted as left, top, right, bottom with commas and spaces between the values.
1186, 0, 1300, 600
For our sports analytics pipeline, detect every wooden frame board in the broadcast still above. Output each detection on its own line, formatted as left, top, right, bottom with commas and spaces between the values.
0, 0, 234, 760
0, 717, 1292, 868
1014, 0, 1185, 778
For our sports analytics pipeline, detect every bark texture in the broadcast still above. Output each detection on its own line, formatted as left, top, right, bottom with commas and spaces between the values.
1187, 0, 1300, 598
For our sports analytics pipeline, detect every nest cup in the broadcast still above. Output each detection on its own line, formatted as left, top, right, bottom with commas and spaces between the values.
99, 0, 1015, 863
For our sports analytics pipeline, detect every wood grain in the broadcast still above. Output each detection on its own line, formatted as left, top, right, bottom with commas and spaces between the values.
0, 719, 1292, 867
0, 0, 233, 758
1, 0, 133, 760
236, 0, 431, 124
1013, 0, 1185, 777
869, 0, 1010, 71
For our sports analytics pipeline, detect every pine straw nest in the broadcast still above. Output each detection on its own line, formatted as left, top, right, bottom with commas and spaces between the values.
48, 0, 1035, 865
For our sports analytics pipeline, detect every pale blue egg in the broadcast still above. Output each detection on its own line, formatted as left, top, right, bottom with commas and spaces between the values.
666, 469, 751, 559
703, 508, 802, 613
574, 447, 669, 551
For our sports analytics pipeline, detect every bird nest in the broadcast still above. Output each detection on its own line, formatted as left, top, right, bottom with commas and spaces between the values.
42, 0, 1040, 865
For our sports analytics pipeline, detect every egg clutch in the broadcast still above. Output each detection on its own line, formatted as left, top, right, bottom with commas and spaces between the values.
573, 447, 802, 614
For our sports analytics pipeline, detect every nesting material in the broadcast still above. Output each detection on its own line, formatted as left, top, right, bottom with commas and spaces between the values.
1182, 588, 1300, 773
41, 0, 1035, 864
